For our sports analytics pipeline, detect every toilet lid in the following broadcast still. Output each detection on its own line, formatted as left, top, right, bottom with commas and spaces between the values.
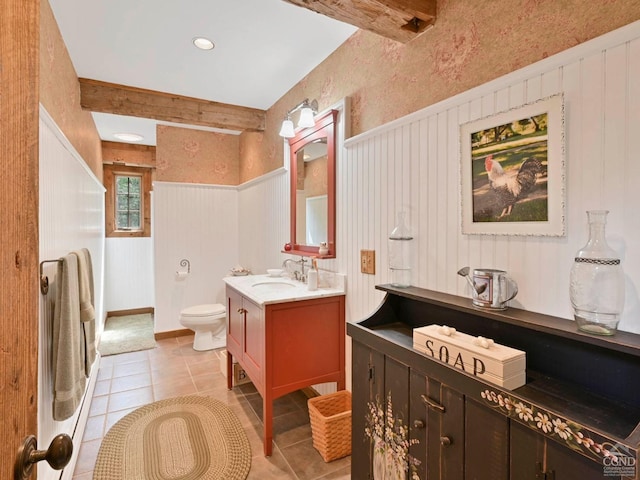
181, 303, 226, 317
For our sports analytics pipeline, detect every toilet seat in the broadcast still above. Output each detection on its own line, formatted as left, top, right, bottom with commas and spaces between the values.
181, 303, 225, 317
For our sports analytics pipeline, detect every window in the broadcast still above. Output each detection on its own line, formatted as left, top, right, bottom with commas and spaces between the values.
115, 175, 142, 230
104, 164, 151, 237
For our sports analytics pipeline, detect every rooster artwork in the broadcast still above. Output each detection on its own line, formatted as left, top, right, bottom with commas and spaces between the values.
483, 154, 543, 219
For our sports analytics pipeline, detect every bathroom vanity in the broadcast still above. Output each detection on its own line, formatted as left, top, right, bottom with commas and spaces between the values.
348, 284, 640, 480
224, 274, 346, 456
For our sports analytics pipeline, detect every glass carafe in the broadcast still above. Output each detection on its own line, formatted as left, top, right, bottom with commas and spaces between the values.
388, 212, 414, 288
569, 210, 625, 335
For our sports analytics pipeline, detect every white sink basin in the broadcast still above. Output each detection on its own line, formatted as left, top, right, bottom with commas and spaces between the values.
251, 281, 296, 292
225, 273, 346, 305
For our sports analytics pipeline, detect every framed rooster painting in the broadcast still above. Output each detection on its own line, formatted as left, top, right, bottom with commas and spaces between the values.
460, 94, 565, 236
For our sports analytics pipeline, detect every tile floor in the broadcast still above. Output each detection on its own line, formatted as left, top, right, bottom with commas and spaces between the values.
72, 335, 351, 479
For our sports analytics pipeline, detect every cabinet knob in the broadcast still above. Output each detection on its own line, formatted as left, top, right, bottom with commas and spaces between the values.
440, 436, 452, 446
237, 308, 246, 314
413, 419, 425, 429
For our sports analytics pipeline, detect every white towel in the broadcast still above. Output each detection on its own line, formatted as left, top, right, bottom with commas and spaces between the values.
52, 254, 86, 421
73, 248, 96, 376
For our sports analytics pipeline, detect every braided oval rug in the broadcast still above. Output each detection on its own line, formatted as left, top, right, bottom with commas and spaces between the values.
93, 395, 251, 480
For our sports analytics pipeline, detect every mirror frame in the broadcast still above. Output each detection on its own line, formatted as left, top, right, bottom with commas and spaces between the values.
286, 109, 337, 258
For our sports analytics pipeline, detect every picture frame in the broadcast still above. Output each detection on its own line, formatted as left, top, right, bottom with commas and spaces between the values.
460, 94, 565, 236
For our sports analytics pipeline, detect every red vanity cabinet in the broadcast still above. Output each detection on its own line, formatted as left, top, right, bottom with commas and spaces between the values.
226, 285, 345, 456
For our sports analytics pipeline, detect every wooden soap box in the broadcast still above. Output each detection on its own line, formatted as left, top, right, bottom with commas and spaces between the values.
413, 324, 526, 390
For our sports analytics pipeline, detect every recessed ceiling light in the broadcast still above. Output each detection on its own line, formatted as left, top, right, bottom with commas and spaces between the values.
192, 37, 215, 50
113, 132, 144, 142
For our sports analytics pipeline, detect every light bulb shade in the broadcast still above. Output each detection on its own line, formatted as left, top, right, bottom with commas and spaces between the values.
298, 107, 315, 128
279, 119, 295, 138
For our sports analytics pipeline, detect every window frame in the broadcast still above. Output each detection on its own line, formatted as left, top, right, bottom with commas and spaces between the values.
114, 173, 143, 231
104, 164, 151, 238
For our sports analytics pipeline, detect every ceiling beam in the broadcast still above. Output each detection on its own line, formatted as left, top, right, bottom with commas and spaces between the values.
281, 0, 436, 43
79, 78, 266, 132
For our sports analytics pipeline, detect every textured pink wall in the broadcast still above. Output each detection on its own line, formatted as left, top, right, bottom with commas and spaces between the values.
240, 0, 640, 182
40, 0, 102, 180
156, 125, 240, 184
239, 131, 269, 183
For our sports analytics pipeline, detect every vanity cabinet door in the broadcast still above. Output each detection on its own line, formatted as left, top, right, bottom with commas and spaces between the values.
226, 287, 244, 360
242, 296, 264, 391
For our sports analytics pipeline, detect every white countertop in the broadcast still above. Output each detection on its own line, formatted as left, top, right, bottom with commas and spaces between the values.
223, 273, 346, 306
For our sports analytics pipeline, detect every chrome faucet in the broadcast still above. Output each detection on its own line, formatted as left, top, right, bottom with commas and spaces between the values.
282, 257, 308, 282
298, 257, 308, 276
282, 258, 296, 270
294, 257, 308, 283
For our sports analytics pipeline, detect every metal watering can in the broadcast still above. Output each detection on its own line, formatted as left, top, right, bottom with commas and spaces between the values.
457, 267, 518, 310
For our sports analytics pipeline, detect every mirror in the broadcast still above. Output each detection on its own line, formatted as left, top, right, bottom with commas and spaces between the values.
287, 110, 337, 257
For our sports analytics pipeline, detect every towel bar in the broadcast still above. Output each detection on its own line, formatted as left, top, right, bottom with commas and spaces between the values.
39, 259, 62, 295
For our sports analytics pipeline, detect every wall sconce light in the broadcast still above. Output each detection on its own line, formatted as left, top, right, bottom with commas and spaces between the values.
279, 99, 318, 138
279, 116, 295, 138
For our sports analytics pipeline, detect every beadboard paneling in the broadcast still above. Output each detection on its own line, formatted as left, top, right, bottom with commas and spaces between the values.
38, 107, 105, 480
153, 182, 239, 333
104, 237, 154, 313
238, 168, 289, 274
340, 22, 640, 339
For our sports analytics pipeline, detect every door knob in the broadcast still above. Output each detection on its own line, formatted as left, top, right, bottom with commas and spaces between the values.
14, 434, 73, 480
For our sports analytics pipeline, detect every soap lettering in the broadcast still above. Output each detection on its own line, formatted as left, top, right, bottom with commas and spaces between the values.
473, 358, 485, 376
422, 338, 487, 378
439, 346, 449, 363
424, 340, 435, 357
454, 353, 465, 371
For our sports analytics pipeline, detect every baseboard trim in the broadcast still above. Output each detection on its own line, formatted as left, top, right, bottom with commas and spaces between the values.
107, 307, 154, 317
155, 328, 192, 341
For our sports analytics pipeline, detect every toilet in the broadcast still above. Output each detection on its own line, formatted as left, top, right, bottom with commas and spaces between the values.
179, 303, 226, 351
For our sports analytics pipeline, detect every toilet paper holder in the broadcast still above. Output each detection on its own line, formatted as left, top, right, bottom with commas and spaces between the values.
177, 258, 191, 275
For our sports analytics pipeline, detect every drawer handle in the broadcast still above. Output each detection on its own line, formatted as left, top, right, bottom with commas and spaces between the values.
421, 394, 445, 413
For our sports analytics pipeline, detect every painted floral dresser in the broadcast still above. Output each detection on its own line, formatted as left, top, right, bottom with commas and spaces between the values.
347, 285, 640, 480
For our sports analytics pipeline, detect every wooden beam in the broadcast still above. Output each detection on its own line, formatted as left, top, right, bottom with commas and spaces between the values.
281, 0, 436, 43
79, 78, 266, 132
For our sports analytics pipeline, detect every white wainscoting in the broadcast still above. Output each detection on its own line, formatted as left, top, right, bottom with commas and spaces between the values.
153, 182, 239, 333
338, 20, 640, 344
104, 237, 154, 313
237, 168, 290, 275
39, 106, 105, 480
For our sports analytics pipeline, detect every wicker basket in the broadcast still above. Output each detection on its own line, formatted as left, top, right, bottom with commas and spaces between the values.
308, 390, 352, 462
